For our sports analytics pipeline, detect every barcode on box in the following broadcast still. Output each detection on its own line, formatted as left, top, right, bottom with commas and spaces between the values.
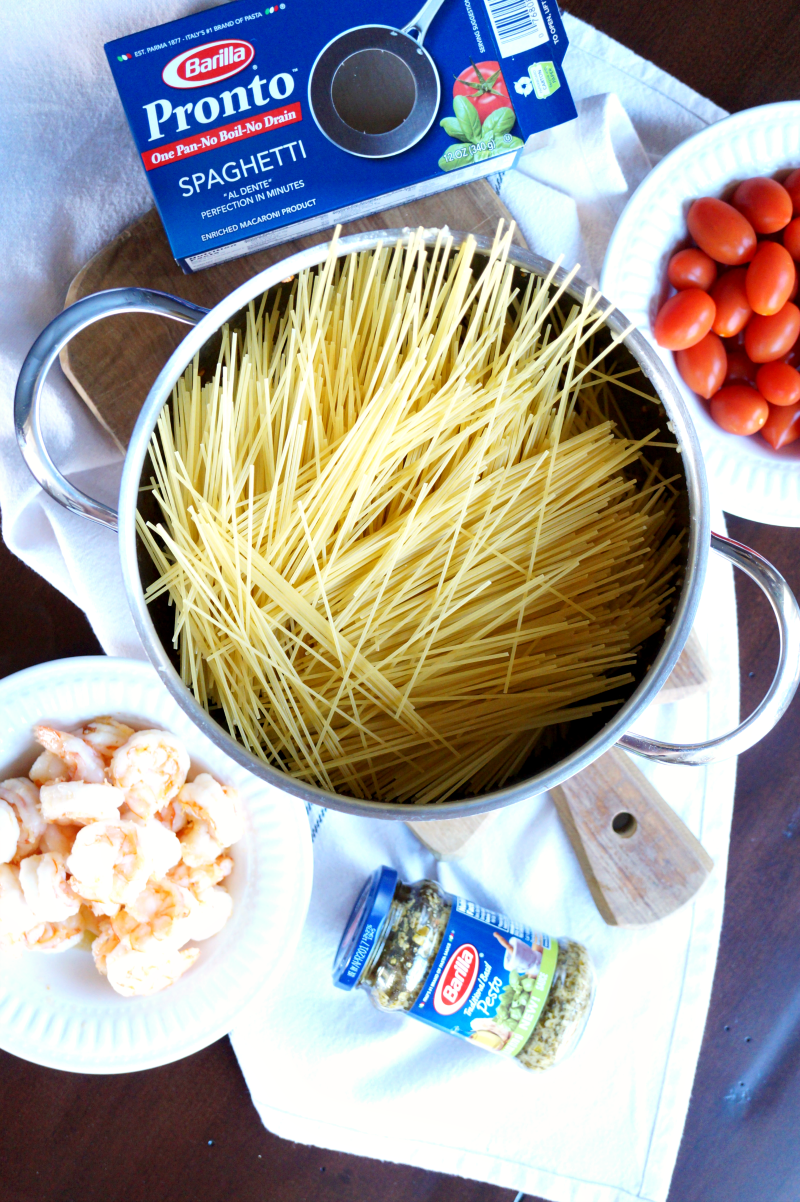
483, 0, 549, 57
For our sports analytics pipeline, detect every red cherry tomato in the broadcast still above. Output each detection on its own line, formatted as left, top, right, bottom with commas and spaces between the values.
783, 217, 800, 261
687, 197, 757, 265
710, 268, 752, 337
761, 400, 800, 449
709, 385, 769, 434
784, 169, 800, 216
725, 349, 759, 386
744, 302, 800, 363
745, 241, 796, 315
667, 248, 717, 291
755, 361, 800, 406
732, 177, 793, 233
453, 62, 512, 121
653, 289, 715, 350
675, 332, 727, 398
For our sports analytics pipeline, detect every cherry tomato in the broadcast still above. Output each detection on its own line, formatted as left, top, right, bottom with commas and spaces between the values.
453, 62, 512, 122
653, 289, 715, 350
744, 302, 800, 363
667, 248, 717, 291
784, 169, 800, 216
710, 268, 752, 337
732, 177, 793, 233
687, 197, 757, 265
745, 241, 796, 315
709, 385, 769, 434
783, 217, 800, 261
675, 332, 727, 398
761, 400, 800, 449
725, 349, 759, 386
755, 361, 800, 406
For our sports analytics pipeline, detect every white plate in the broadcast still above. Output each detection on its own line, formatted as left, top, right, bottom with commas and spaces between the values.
601, 101, 800, 526
0, 656, 313, 1074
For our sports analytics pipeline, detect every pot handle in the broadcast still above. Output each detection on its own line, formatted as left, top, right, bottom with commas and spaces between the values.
618, 532, 800, 765
14, 287, 209, 533
402, 0, 446, 42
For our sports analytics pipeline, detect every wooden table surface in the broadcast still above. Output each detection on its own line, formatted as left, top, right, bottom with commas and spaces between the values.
3, 4, 800, 1201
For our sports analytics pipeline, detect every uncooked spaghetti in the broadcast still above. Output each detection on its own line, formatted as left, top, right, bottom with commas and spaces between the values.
138, 223, 684, 804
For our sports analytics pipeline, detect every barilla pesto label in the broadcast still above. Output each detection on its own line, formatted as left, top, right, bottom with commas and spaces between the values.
412, 895, 558, 1057
105, 0, 575, 272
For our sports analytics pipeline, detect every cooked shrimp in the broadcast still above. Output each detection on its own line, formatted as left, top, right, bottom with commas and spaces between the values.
0, 864, 37, 950
39, 780, 126, 826
157, 799, 187, 835
80, 716, 135, 763
29, 750, 69, 787
66, 818, 180, 908
169, 854, 233, 898
91, 916, 119, 974
110, 730, 190, 820
66, 820, 152, 908
85, 897, 121, 918
40, 822, 81, 858
25, 912, 85, 953
0, 779, 46, 862
186, 886, 233, 942
132, 818, 182, 880
112, 877, 193, 951
80, 904, 102, 938
104, 940, 199, 997
33, 725, 105, 783
19, 852, 80, 922
0, 799, 19, 865
177, 775, 243, 866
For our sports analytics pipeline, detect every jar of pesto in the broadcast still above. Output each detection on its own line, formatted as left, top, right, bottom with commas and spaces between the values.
333, 867, 595, 1071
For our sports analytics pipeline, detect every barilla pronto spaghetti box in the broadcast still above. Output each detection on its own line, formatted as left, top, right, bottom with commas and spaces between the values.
106, 0, 575, 272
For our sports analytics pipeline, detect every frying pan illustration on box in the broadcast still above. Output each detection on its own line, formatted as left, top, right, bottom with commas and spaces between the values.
308, 0, 446, 158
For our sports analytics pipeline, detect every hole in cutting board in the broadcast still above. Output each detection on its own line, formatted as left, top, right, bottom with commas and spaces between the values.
612, 811, 637, 838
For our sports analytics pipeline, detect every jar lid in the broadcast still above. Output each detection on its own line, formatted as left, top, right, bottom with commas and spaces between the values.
333, 865, 398, 991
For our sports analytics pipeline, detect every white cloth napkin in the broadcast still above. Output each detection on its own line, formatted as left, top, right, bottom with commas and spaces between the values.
0, 5, 739, 1201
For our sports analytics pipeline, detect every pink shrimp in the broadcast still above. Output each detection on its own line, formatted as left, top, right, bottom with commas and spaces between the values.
0, 864, 37, 950
80, 716, 135, 763
40, 823, 81, 858
177, 775, 243, 867
111, 877, 193, 952
25, 912, 85, 953
18, 852, 80, 922
0, 779, 46, 862
28, 750, 69, 787
110, 730, 190, 820
39, 780, 126, 826
104, 940, 200, 997
33, 725, 105, 784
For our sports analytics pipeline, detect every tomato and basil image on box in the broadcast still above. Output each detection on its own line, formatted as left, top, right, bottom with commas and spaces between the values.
439, 60, 522, 171
105, 0, 575, 271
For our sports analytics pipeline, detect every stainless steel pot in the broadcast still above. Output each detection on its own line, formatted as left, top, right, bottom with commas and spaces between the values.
14, 231, 800, 819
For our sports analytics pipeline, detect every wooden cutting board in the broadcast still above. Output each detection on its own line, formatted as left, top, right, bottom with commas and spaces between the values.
61, 185, 712, 925
62, 181, 524, 451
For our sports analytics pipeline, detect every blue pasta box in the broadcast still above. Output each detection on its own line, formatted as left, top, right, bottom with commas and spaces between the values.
106, 0, 576, 272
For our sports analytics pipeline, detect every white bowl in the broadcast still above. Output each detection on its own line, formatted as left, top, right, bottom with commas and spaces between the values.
601, 101, 800, 526
0, 656, 313, 1073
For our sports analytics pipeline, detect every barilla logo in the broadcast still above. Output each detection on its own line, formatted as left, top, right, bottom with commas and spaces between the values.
433, 944, 479, 1016
162, 40, 255, 90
